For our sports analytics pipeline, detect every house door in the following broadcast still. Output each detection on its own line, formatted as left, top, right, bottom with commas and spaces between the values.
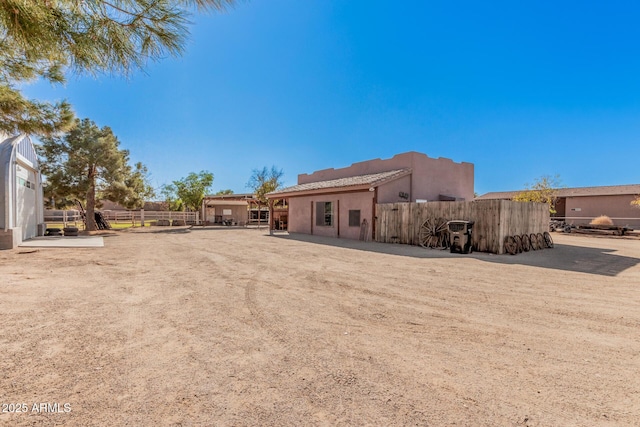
16, 164, 38, 240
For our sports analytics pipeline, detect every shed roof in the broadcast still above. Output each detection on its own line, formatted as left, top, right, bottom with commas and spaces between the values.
267, 168, 411, 198
204, 193, 255, 200
1, 134, 38, 170
477, 184, 640, 200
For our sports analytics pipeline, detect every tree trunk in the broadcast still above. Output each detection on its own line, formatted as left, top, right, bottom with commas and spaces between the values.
85, 170, 97, 231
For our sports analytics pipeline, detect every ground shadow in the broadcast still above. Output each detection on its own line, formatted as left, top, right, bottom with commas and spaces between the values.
127, 226, 195, 234
129, 225, 267, 234
272, 233, 640, 277
189, 226, 270, 232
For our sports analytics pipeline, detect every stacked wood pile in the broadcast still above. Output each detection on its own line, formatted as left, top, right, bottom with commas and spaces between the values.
376, 200, 549, 254
75, 199, 111, 230
572, 224, 633, 236
94, 212, 111, 230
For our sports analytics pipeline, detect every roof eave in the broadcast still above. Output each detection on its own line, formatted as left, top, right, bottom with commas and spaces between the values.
267, 169, 412, 199
267, 184, 373, 199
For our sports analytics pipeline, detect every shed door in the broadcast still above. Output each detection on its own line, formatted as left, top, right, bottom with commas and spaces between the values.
16, 165, 37, 240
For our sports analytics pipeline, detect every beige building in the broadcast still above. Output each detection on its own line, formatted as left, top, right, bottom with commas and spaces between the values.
267, 151, 474, 240
202, 193, 255, 226
477, 184, 640, 227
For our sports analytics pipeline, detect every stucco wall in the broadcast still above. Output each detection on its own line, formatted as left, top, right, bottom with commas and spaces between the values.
377, 175, 412, 204
410, 154, 474, 202
205, 205, 247, 224
565, 195, 640, 227
288, 191, 374, 240
297, 151, 474, 201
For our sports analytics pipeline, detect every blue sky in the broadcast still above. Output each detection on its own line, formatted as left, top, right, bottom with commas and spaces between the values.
23, 0, 640, 196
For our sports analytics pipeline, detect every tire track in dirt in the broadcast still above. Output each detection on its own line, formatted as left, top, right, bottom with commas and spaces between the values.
241, 269, 500, 425
244, 280, 290, 344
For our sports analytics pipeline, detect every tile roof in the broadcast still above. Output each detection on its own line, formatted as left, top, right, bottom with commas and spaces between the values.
268, 168, 411, 197
477, 184, 640, 200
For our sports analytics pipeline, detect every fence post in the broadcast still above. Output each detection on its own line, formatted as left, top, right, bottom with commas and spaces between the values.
63, 210, 67, 228
140, 209, 145, 227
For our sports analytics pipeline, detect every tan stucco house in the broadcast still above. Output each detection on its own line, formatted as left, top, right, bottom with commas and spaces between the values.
477, 184, 640, 227
266, 151, 474, 240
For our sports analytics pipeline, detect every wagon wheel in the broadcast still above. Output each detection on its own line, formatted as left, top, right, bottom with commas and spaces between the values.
521, 234, 531, 252
419, 217, 449, 248
435, 217, 451, 248
513, 234, 523, 253
543, 231, 554, 248
504, 236, 517, 255
529, 233, 539, 250
536, 233, 545, 249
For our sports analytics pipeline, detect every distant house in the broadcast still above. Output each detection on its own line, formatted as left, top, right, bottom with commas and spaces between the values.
201, 193, 258, 226
266, 151, 474, 240
0, 134, 45, 249
477, 184, 640, 227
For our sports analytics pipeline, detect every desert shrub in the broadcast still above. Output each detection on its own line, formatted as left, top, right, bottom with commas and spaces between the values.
590, 215, 614, 226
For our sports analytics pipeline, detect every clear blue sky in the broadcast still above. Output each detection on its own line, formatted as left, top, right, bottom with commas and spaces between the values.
23, 0, 640, 196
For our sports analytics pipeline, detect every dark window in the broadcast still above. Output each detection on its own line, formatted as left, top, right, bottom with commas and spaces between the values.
250, 210, 269, 221
348, 210, 360, 227
315, 201, 333, 226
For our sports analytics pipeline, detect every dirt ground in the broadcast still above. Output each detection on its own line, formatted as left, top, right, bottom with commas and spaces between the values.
1, 228, 639, 426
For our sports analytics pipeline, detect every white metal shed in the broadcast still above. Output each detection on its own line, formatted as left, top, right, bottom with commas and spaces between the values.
0, 134, 45, 249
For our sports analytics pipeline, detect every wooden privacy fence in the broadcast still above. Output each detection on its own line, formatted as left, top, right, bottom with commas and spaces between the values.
376, 200, 549, 254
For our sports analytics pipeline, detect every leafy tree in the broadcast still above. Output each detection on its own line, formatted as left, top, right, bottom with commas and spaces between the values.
247, 166, 284, 227
216, 189, 235, 195
37, 117, 153, 231
172, 171, 214, 212
160, 184, 184, 212
513, 174, 563, 214
0, 0, 236, 136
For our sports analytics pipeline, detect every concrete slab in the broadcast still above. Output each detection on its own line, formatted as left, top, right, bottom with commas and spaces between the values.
19, 236, 104, 248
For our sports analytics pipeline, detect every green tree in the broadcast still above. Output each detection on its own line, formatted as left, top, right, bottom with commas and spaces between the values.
160, 184, 184, 212
513, 174, 563, 214
0, 0, 235, 136
172, 171, 214, 212
38, 117, 153, 231
247, 166, 284, 227
103, 162, 156, 209
216, 189, 235, 195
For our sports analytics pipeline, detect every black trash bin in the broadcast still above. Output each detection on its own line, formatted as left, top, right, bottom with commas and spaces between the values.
447, 220, 474, 254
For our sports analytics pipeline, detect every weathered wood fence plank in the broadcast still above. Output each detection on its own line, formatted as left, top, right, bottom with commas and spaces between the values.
376, 200, 549, 254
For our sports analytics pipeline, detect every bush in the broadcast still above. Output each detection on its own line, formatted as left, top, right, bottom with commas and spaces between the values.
590, 215, 614, 226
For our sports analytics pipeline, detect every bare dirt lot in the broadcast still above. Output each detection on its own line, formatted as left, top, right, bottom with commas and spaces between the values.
1, 228, 639, 426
